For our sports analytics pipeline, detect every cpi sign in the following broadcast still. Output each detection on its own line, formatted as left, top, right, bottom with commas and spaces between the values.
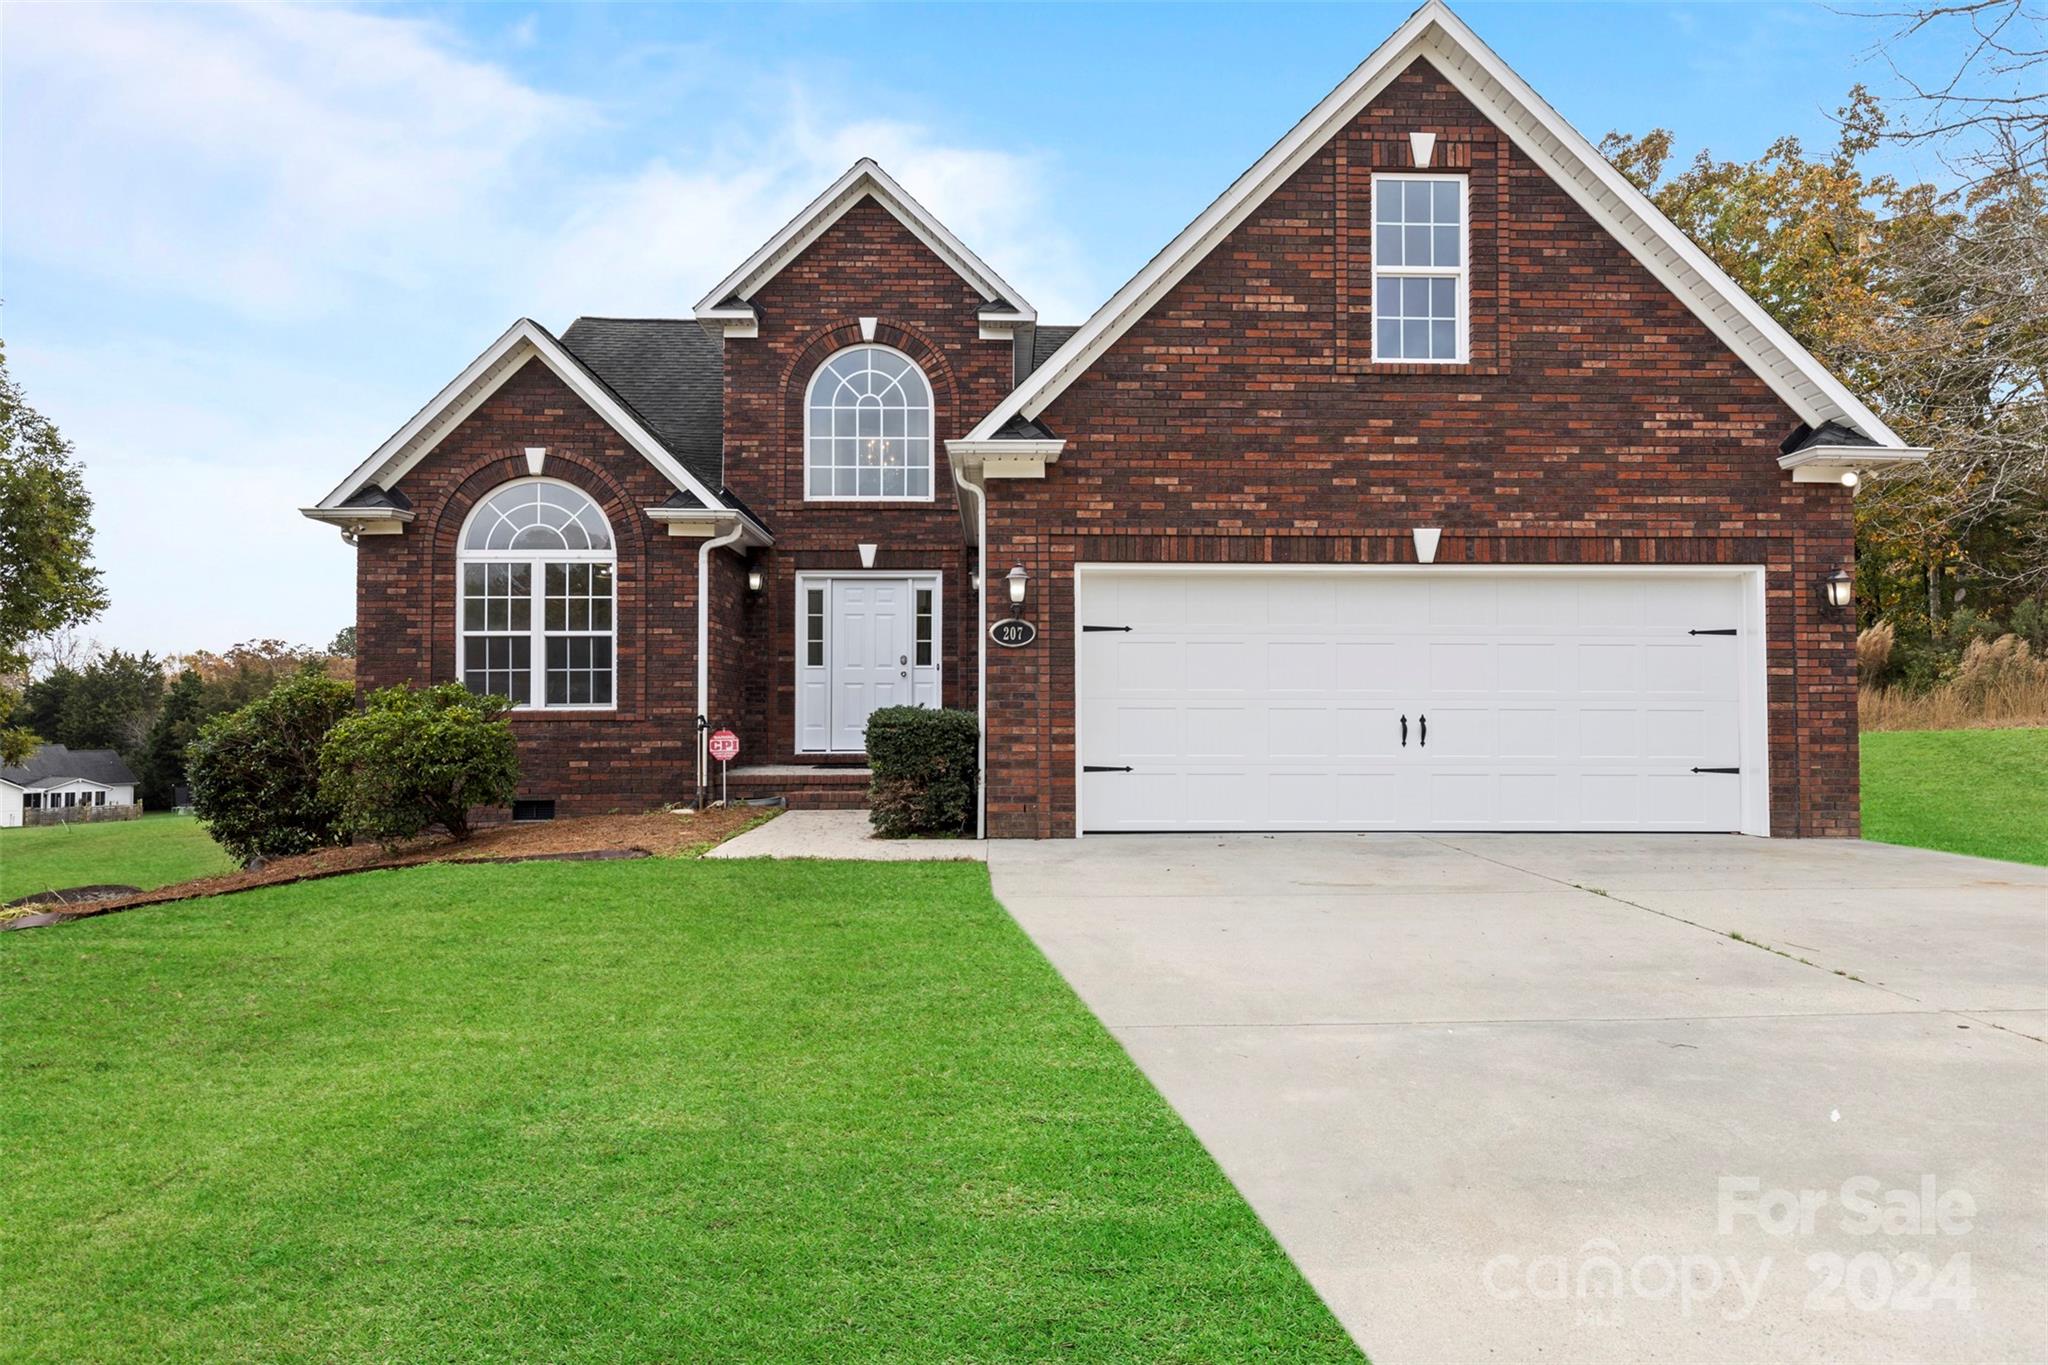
708, 729, 739, 762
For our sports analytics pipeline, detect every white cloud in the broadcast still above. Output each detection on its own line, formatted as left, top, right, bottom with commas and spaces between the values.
2, 3, 1101, 656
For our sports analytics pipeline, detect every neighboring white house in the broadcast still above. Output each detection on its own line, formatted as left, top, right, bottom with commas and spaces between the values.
0, 745, 140, 827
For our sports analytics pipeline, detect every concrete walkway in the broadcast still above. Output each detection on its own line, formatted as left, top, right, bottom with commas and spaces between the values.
705, 808, 984, 861
989, 833, 2048, 1364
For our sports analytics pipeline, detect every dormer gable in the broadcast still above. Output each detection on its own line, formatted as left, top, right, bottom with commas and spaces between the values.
693, 159, 1035, 342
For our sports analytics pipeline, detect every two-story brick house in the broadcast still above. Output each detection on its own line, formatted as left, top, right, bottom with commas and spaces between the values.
307, 1, 1921, 839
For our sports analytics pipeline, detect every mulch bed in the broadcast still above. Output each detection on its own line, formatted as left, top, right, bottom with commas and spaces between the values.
5, 885, 141, 908
1, 806, 771, 931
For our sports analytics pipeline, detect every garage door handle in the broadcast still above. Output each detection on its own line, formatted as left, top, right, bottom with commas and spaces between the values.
1419, 715, 1427, 747
1399, 715, 1408, 747
1084, 765, 1134, 773
1692, 766, 1741, 774
1082, 625, 1133, 633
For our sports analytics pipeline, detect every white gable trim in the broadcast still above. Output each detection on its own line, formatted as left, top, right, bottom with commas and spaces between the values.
311, 319, 728, 514
967, 0, 1909, 451
692, 159, 1035, 325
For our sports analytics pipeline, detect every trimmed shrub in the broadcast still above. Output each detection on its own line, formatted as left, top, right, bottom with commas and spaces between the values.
320, 683, 519, 847
186, 668, 354, 863
865, 706, 977, 838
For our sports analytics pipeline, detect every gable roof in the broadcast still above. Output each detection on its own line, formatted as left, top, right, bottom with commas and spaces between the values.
966, 0, 1909, 450
310, 318, 731, 515
693, 159, 1035, 324
558, 317, 725, 491
0, 744, 137, 790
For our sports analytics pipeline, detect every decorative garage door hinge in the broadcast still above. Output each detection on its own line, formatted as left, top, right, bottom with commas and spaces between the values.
1691, 766, 1741, 774
1082, 625, 1134, 632
1688, 628, 1739, 636
1083, 765, 1135, 773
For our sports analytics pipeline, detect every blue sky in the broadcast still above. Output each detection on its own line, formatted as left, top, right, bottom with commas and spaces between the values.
2, 2, 1968, 656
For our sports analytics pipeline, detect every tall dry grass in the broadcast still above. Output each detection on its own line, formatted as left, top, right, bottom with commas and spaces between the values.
1859, 633, 2048, 731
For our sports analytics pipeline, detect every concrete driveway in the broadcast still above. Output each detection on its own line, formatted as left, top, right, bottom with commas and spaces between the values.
989, 834, 2048, 1364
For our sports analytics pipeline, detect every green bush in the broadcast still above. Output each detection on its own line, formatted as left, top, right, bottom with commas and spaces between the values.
186, 669, 354, 864
865, 706, 977, 838
320, 683, 519, 847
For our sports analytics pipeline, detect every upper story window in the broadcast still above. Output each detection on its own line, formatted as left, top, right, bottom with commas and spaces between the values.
1372, 173, 1467, 363
458, 479, 615, 709
805, 345, 933, 501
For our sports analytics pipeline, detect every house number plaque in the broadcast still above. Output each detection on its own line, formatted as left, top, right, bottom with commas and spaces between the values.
989, 618, 1037, 648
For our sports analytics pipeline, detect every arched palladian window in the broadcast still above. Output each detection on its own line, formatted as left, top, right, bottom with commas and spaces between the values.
805, 345, 933, 500
458, 479, 615, 708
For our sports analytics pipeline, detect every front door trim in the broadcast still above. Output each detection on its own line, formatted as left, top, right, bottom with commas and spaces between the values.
1072, 562, 1770, 838
794, 570, 944, 755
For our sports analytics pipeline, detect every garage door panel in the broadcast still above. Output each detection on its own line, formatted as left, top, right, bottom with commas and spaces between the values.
1268, 640, 1335, 691
1497, 708, 1560, 758
1336, 706, 1403, 757
1185, 705, 1253, 758
1185, 639, 1256, 691
1428, 577, 1498, 627
1497, 641, 1561, 690
1577, 642, 1641, 691
1269, 705, 1337, 758
1079, 570, 1757, 834
1429, 640, 1495, 691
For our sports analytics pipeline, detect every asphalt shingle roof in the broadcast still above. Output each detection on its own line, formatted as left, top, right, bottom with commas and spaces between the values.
0, 744, 138, 791
1028, 326, 1081, 376
558, 318, 726, 492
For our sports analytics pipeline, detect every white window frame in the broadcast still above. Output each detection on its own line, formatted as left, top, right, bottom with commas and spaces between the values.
455, 477, 618, 712
802, 343, 937, 504
1370, 172, 1470, 365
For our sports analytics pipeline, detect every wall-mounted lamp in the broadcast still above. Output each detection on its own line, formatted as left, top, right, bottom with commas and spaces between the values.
1824, 568, 1854, 611
1006, 565, 1028, 609
745, 567, 764, 593
970, 569, 983, 593
858, 542, 878, 569
1839, 469, 1860, 489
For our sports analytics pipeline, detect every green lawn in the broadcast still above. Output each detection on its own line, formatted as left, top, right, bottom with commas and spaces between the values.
1862, 727, 2048, 866
0, 812, 234, 903
0, 859, 1358, 1363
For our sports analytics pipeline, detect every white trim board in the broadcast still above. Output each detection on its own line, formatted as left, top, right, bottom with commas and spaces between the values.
966, 0, 1909, 452
694, 159, 1034, 325
310, 318, 729, 516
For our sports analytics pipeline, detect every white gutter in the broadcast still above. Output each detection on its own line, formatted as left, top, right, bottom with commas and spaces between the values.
952, 462, 990, 840
696, 522, 747, 804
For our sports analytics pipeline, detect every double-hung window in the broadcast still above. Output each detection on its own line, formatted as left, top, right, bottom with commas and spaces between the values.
1372, 173, 1467, 363
459, 479, 616, 708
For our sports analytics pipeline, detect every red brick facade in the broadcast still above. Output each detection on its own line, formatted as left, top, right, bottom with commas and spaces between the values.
350, 58, 1864, 837
983, 62, 1857, 837
716, 198, 1014, 756
357, 360, 704, 813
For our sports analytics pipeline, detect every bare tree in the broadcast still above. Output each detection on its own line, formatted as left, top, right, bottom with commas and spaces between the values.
1847, 0, 2047, 177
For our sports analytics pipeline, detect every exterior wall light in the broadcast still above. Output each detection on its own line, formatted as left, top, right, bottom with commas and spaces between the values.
1006, 565, 1028, 609
1824, 568, 1854, 611
970, 569, 983, 593
745, 567, 764, 593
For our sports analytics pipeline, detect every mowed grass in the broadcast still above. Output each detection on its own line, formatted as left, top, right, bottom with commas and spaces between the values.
0, 859, 1359, 1363
0, 812, 233, 903
1862, 727, 2048, 866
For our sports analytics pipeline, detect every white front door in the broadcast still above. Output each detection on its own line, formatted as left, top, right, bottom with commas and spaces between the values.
1077, 568, 1762, 834
796, 575, 943, 754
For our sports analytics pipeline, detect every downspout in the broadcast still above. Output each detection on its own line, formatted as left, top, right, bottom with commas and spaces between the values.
696, 520, 747, 806
954, 462, 989, 841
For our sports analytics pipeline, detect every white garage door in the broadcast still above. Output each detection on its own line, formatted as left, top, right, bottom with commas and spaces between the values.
1077, 569, 1762, 834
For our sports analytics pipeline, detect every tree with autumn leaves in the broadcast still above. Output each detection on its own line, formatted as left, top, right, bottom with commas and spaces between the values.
1604, 88, 2046, 663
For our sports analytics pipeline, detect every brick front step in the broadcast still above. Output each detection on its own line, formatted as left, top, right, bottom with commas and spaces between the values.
719, 764, 871, 811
